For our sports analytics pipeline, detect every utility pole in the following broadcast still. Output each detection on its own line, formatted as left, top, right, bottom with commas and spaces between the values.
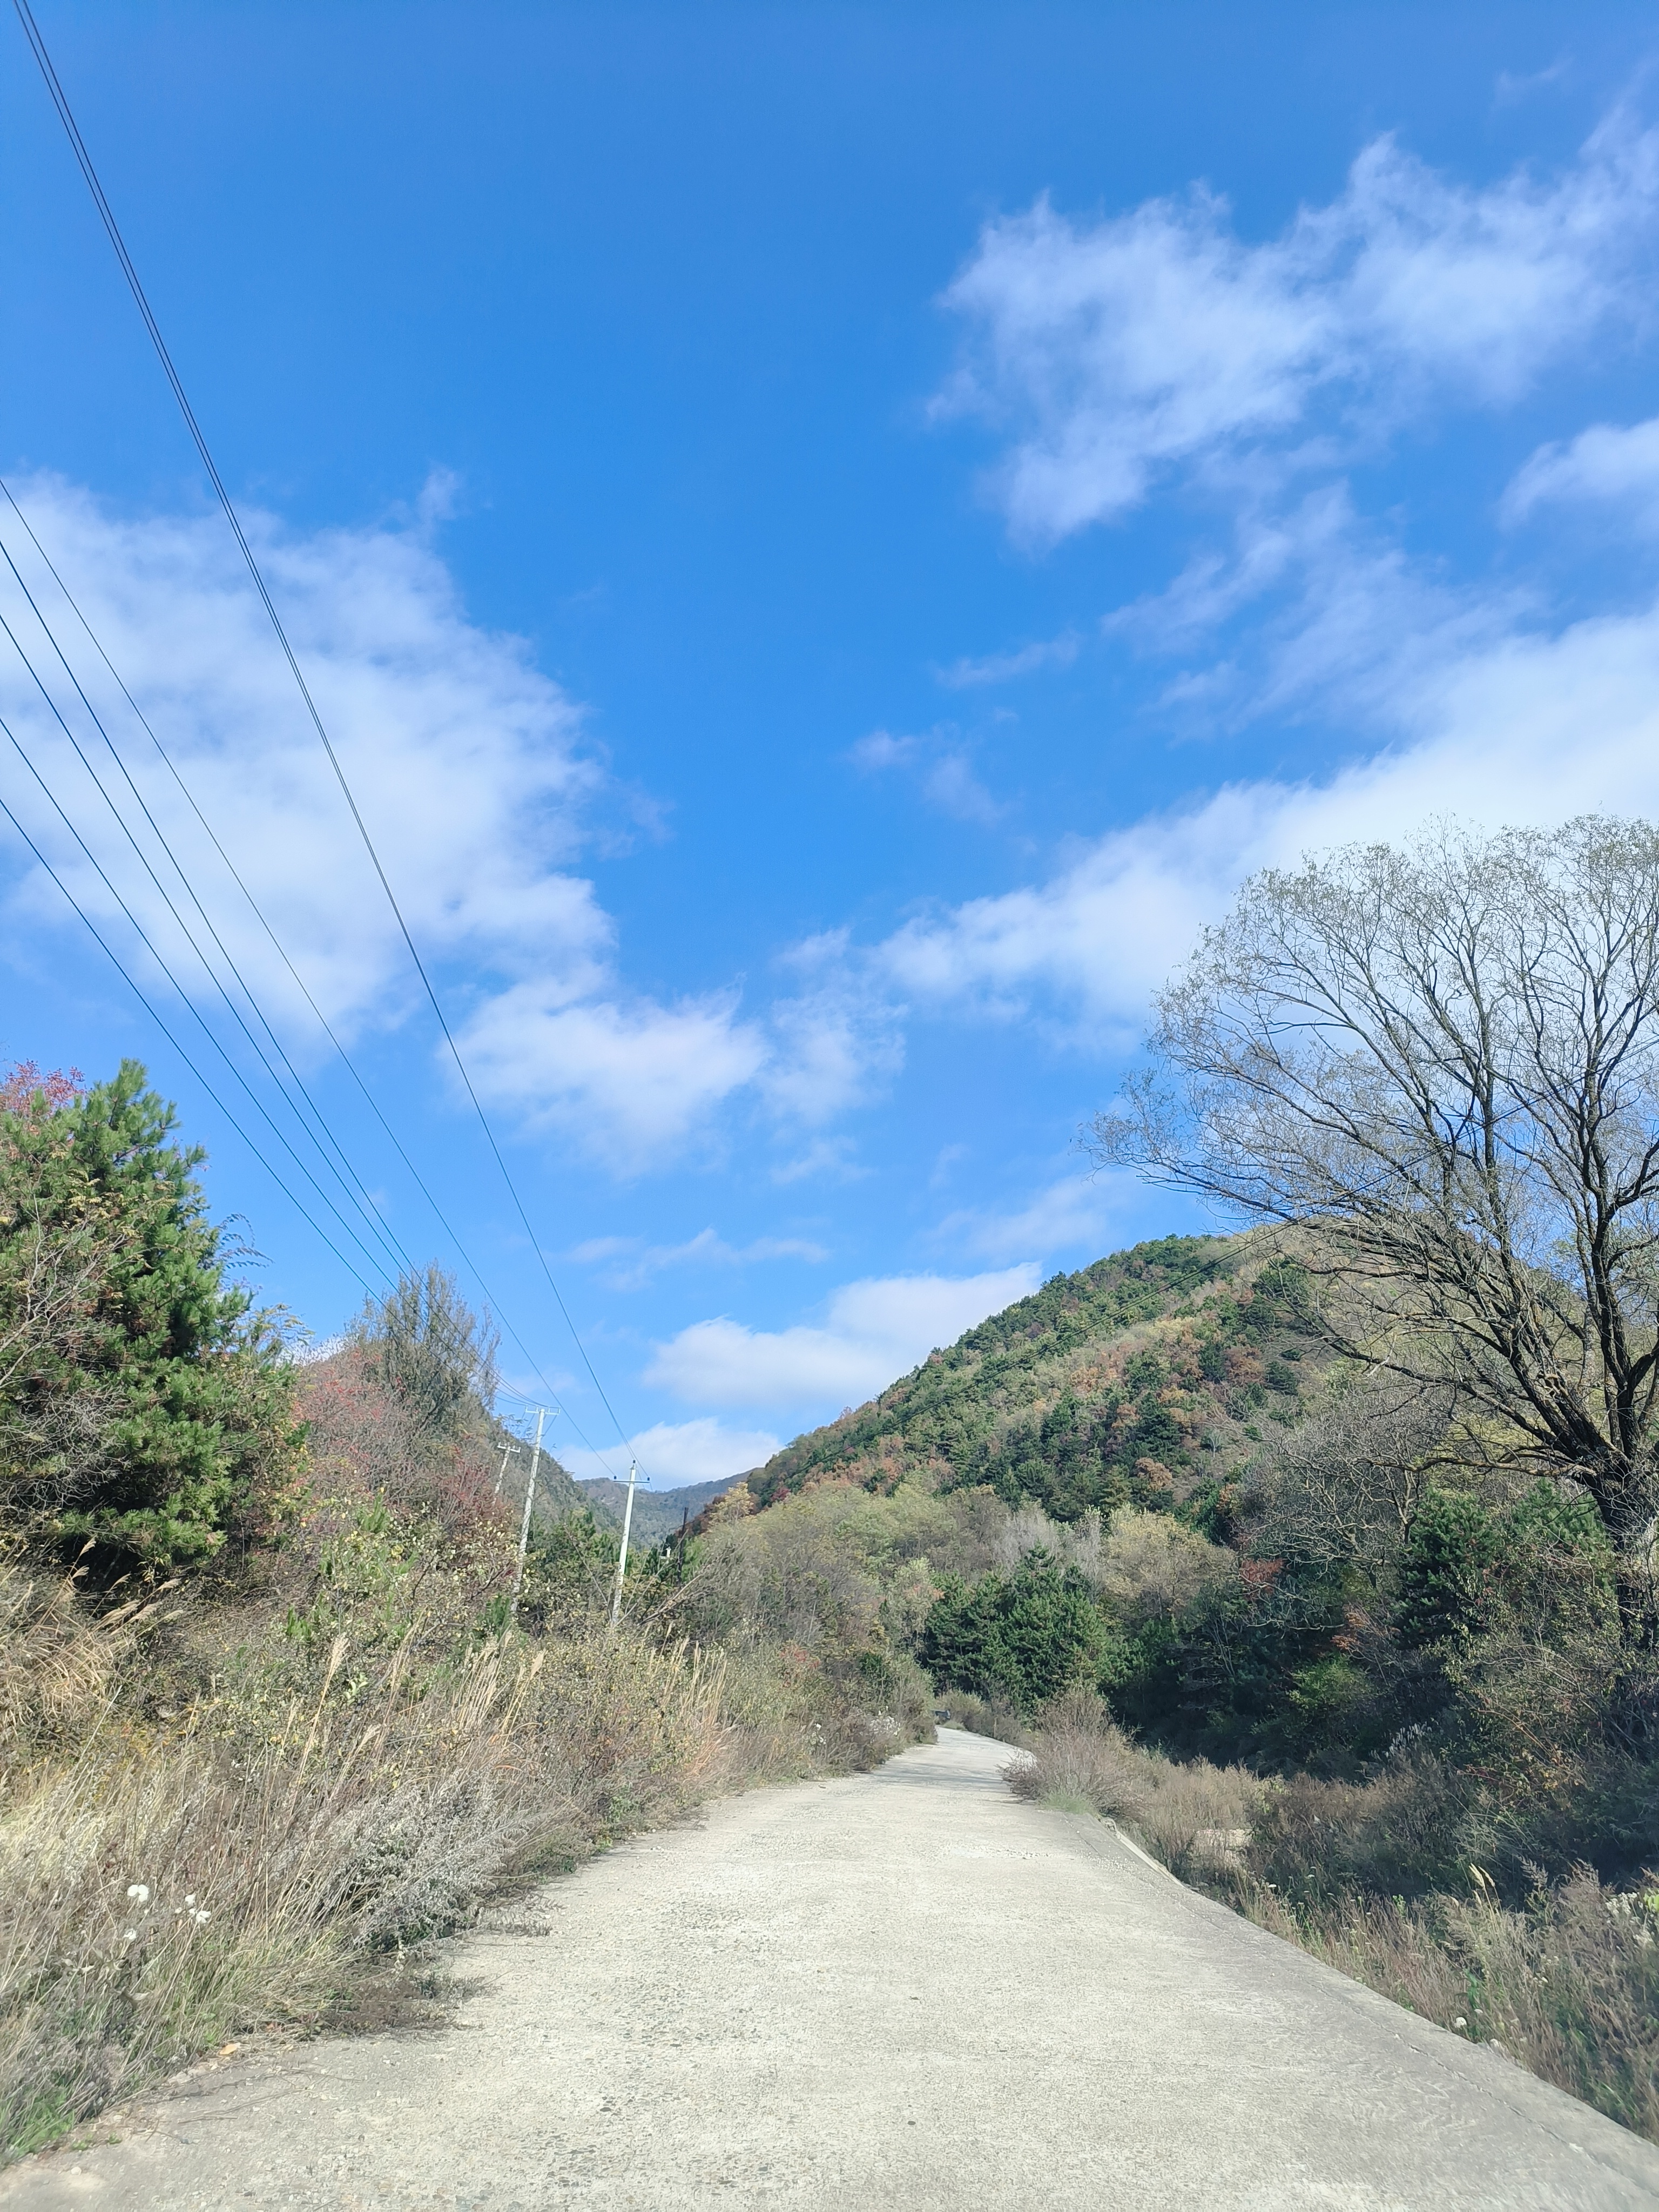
494, 1436, 522, 1495
510, 1406, 547, 1623
608, 1459, 638, 1629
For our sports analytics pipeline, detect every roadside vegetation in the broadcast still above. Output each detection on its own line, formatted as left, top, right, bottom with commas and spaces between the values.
12, 818, 1659, 2154
741, 818, 1659, 2143
0, 1061, 934, 2160
737, 1249, 1659, 2138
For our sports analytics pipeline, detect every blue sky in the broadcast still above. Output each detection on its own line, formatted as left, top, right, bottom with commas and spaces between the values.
8, 2, 1659, 1485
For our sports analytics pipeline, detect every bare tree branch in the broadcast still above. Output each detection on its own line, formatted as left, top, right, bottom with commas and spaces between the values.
1092, 817, 1659, 1641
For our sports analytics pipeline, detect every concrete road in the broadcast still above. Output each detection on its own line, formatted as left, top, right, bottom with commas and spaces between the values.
7, 1728, 1658, 2210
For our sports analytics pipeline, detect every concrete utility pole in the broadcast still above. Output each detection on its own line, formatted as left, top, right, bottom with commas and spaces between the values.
608, 1459, 638, 1629
510, 1406, 547, 1622
494, 1437, 522, 1495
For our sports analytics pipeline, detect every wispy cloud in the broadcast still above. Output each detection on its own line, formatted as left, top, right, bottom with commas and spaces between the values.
1494, 60, 1570, 108
868, 586, 1659, 1037
1502, 416, 1659, 531
939, 114, 1659, 542
768, 1135, 869, 1185
936, 631, 1080, 688
570, 1226, 828, 1292
936, 1171, 1139, 1264
848, 725, 1003, 825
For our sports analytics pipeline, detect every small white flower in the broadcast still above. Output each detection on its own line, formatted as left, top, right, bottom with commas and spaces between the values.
191, 1910, 211, 1925
125, 1884, 150, 1904
122, 1931, 136, 1943
1454, 2015, 1468, 2029
184, 1895, 195, 1908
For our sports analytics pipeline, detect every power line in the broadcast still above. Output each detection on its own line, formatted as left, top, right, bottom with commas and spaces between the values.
12, 0, 642, 1467
0, 514, 419, 1284
0, 607, 406, 1287
0, 477, 629, 1478
0, 549, 412, 1284
0, 713, 376, 1293
2, 648, 623, 1468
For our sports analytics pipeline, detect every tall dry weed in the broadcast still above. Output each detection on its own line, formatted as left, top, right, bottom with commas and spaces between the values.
0, 1491, 935, 2163
1246, 1866, 1659, 2138
0, 1613, 740, 2155
1009, 1689, 1263, 1875
0, 1554, 130, 1759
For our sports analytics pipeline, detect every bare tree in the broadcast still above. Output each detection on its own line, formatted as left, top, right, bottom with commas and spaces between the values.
1254, 1378, 1452, 1586
1094, 817, 1659, 1641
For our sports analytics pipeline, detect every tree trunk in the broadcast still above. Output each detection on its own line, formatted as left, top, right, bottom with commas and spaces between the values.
1584, 1451, 1659, 1649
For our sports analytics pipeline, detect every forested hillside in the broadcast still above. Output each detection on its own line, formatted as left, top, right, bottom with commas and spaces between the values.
747, 1233, 1325, 1523
579, 1474, 736, 1545
713, 1223, 1659, 2137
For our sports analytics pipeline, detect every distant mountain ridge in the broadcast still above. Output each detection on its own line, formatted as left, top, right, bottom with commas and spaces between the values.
743, 1233, 1325, 1525
578, 1474, 740, 1545
491, 1448, 734, 1546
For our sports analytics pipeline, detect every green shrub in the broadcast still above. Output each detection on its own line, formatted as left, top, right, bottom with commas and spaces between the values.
1398, 1482, 1617, 1655
921, 1552, 1115, 1711
1397, 1488, 1499, 1648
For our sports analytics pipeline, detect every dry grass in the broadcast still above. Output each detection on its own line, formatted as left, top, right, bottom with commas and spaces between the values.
1244, 1870, 1659, 2139
1007, 1688, 1263, 1877
1010, 1690, 1659, 2141
0, 1480, 933, 2159
0, 1605, 736, 2156
0, 1550, 127, 1757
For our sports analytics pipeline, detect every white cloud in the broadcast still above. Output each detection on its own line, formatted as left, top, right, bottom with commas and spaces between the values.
0, 475, 886, 1175
1502, 416, 1659, 530
759, 934, 905, 1127
873, 590, 1659, 1034
646, 1264, 1041, 1409
0, 473, 613, 1031
559, 1417, 779, 1487
454, 985, 766, 1170
570, 1226, 828, 1291
877, 814, 1225, 1029
940, 116, 1659, 542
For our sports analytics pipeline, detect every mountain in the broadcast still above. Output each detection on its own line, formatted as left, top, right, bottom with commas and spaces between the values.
579, 1475, 741, 1545
490, 1443, 735, 1545
743, 1233, 1325, 1525
496, 1442, 586, 1525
